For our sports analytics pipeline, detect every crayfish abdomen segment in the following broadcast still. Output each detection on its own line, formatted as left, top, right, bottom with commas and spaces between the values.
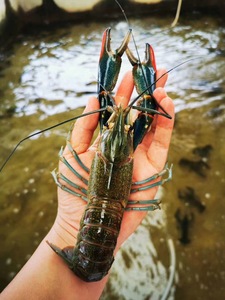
73, 199, 124, 282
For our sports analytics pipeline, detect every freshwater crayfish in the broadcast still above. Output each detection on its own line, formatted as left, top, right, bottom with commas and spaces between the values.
46, 27, 173, 282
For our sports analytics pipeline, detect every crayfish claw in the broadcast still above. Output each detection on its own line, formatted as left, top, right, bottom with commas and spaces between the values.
98, 27, 132, 131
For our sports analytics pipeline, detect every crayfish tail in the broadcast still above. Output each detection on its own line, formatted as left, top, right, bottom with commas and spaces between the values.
47, 239, 114, 282
46, 241, 74, 267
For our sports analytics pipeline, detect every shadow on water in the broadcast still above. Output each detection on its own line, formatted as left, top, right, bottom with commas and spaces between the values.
0, 14, 225, 299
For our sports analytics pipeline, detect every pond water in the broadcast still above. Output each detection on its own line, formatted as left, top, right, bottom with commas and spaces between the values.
0, 14, 225, 299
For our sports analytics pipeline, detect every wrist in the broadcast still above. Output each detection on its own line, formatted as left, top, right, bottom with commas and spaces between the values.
47, 214, 78, 249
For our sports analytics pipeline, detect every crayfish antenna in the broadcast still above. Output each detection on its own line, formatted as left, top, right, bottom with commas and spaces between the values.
0, 108, 106, 173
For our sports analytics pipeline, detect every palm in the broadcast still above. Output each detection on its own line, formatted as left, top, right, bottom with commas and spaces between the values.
55, 70, 174, 250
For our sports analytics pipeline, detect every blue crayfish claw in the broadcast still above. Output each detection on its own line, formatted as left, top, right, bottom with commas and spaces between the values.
127, 43, 170, 149
126, 43, 157, 149
98, 27, 132, 131
126, 43, 157, 96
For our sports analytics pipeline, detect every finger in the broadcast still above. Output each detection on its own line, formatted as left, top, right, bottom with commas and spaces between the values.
153, 87, 174, 131
115, 71, 134, 106
140, 87, 170, 149
156, 68, 168, 88
147, 88, 175, 170
150, 87, 171, 134
68, 97, 100, 154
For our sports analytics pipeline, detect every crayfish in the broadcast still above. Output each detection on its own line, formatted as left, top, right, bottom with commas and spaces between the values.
47, 28, 173, 282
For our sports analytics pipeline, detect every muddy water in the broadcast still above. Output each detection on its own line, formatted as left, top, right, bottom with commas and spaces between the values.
0, 16, 225, 299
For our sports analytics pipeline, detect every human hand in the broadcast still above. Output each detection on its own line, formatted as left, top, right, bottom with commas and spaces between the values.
51, 69, 175, 253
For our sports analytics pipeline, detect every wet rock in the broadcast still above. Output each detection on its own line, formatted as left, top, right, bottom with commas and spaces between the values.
179, 158, 210, 177
207, 106, 225, 118
208, 47, 225, 57
178, 186, 206, 213
192, 144, 213, 159
175, 208, 194, 245
204, 86, 224, 96
0, 105, 17, 118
